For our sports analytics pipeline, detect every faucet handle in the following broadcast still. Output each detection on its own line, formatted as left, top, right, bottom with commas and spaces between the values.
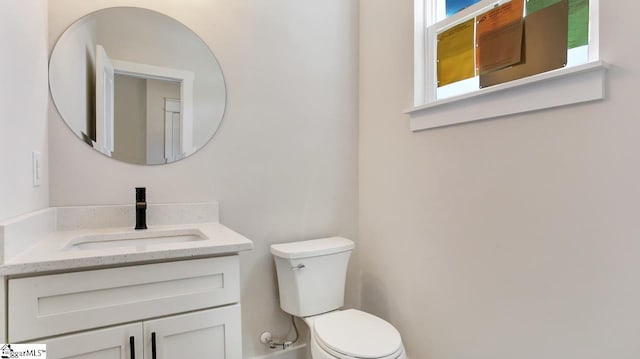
135, 187, 146, 202
135, 187, 148, 230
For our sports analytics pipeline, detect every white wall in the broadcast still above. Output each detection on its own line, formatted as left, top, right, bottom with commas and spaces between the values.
48, 1, 359, 357
48, 15, 96, 140
0, 0, 49, 221
359, 1, 640, 358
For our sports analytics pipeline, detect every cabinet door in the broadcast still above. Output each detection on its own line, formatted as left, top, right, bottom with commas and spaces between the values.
144, 304, 241, 359
42, 323, 143, 359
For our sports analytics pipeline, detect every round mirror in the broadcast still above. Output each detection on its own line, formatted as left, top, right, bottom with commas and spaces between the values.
49, 7, 226, 165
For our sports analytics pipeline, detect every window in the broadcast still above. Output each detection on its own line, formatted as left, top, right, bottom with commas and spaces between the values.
408, 0, 605, 131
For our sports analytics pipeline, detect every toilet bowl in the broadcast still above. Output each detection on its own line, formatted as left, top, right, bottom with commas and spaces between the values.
270, 237, 406, 359
304, 309, 406, 359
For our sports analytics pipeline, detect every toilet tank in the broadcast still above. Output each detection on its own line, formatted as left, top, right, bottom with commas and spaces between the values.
271, 237, 355, 317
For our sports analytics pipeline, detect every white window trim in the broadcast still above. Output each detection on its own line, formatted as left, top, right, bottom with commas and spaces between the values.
408, 0, 606, 131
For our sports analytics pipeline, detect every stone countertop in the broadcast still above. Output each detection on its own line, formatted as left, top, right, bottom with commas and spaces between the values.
0, 222, 252, 276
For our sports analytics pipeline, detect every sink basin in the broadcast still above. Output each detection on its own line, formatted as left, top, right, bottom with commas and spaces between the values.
64, 228, 207, 251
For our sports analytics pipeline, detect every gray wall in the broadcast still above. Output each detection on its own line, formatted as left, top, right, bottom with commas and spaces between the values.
113, 74, 147, 164
48, 1, 359, 358
359, 0, 640, 358
0, 0, 49, 221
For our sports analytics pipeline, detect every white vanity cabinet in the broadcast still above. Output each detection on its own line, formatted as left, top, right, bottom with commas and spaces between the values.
6, 256, 243, 359
40, 323, 143, 359
143, 305, 241, 359
40, 305, 241, 359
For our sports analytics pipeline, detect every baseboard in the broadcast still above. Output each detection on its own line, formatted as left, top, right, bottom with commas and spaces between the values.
251, 344, 307, 359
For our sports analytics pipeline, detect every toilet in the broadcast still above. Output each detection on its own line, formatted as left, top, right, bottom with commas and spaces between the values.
271, 237, 406, 359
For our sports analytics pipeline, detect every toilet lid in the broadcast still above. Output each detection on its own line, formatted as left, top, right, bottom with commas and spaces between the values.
313, 309, 402, 358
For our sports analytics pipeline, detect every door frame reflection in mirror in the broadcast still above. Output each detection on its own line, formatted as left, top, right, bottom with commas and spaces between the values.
95, 45, 115, 157
164, 98, 181, 163
97, 45, 195, 159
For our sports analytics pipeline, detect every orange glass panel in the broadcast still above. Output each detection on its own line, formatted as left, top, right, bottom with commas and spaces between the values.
476, 0, 525, 73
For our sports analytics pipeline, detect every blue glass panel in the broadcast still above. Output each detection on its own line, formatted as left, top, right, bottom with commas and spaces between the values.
446, 0, 482, 16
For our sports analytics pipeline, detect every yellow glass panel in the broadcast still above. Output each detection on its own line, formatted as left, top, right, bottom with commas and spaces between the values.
437, 19, 475, 87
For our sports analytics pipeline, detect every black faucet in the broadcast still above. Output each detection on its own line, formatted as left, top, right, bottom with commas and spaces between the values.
135, 187, 147, 230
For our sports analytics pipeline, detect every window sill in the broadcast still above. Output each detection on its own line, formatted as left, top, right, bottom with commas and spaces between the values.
404, 61, 608, 131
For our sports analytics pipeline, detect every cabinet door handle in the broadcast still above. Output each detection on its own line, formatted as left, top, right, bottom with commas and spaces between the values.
129, 336, 135, 359
151, 332, 157, 359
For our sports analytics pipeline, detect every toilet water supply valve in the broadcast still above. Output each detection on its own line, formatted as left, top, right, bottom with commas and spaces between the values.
260, 315, 299, 350
260, 332, 293, 350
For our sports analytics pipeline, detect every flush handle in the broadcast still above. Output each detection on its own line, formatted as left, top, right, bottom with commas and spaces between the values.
291, 264, 306, 271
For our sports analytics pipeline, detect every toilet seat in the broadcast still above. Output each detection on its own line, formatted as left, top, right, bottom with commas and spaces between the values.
313, 331, 405, 359
311, 309, 404, 359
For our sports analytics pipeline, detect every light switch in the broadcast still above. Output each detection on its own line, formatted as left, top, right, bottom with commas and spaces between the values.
32, 151, 41, 187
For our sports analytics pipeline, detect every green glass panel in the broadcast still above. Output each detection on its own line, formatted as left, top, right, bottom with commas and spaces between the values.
526, 0, 589, 48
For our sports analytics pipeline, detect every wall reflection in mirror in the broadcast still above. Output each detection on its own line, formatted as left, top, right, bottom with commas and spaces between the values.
49, 7, 226, 165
